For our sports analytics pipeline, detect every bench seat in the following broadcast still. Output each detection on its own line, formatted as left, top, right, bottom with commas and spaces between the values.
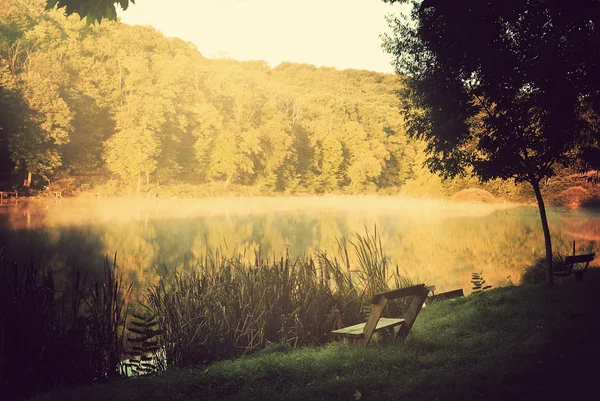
331, 317, 405, 339
330, 284, 431, 346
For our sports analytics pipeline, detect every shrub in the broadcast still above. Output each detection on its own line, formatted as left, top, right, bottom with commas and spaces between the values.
556, 186, 591, 207
521, 255, 567, 284
451, 188, 496, 203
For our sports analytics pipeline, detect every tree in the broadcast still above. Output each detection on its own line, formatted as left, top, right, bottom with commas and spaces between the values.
384, 0, 600, 284
46, 0, 134, 23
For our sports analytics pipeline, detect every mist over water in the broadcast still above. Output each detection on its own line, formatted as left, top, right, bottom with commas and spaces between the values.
0, 196, 598, 296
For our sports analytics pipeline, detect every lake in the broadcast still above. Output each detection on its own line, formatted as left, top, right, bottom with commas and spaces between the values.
0, 196, 598, 296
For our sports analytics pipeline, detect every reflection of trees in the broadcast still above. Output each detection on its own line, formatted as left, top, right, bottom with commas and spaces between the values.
1, 202, 598, 299
101, 221, 158, 292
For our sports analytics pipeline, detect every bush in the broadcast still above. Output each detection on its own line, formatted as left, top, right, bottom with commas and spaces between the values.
556, 186, 591, 207
521, 255, 567, 284
451, 188, 496, 203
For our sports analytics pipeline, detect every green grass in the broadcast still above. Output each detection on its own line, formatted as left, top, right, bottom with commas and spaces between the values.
31, 269, 600, 401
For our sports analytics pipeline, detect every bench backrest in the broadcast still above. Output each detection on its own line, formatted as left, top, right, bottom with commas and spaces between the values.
360, 284, 430, 346
564, 253, 595, 264
429, 288, 464, 302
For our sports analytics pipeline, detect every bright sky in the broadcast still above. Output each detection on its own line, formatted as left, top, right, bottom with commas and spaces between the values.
119, 0, 406, 73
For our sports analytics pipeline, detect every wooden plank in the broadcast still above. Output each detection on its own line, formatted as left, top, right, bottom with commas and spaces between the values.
331, 323, 365, 338
331, 318, 405, 339
564, 254, 595, 264
371, 284, 426, 304
359, 295, 388, 346
428, 288, 464, 302
397, 285, 429, 339
374, 317, 405, 330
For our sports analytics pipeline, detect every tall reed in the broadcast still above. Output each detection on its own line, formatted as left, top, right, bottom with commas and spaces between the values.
0, 251, 130, 400
0, 227, 414, 398
147, 228, 414, 367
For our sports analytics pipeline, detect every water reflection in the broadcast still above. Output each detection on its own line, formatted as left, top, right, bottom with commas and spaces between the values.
0, 197, 598, 296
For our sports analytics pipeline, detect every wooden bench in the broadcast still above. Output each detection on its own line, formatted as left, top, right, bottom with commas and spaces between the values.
331, 284, 431, 346
0, 191, 18, 203
553, 253, 595, 281
427, 287, 464, 303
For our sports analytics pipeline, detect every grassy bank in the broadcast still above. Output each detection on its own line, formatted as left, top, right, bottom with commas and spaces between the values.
2, 229, 417, 400
31, 269, 600, 401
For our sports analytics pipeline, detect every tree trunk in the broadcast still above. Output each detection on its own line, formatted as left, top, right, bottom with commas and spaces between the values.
531, 180, 554, 285
136, 175, 141, 192
25, 171, 32, 187
145, 171, 150, 185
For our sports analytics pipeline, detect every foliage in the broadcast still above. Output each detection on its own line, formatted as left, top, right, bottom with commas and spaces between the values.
521, 254, 567, 284
1, 0, 418, 195
451, 188, 496, 204
1, 0, 596, 203
46, 0, 134, 24
122, 303, 165, 376
383, 0, 600, 283
556, 186, 591, 207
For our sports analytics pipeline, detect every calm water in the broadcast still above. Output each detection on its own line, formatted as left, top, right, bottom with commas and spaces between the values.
0, 196, 598, 296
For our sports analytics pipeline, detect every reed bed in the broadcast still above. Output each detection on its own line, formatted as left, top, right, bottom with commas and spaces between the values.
147, 228, 414, 366
0, 228, 414, 399
0, 252, 129, 401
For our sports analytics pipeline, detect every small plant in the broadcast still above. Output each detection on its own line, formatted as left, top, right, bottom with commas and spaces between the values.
122, 304, 164, 376
471, 271, 492, 292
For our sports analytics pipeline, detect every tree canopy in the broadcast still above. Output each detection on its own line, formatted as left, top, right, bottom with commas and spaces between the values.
384, 0, 600, 283
1, 0, 424, 194
46, 0, 133, 23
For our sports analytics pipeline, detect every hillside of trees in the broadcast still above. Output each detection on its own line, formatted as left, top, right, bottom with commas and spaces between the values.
0, 0, 597, 205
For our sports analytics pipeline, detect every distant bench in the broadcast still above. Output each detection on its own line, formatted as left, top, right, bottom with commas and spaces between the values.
553, 253, 596, 281
331, 284, 431, 346
0, 191, 18, 203
426, 286, 464, 303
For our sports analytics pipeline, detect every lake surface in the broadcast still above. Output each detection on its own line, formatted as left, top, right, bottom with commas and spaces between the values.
0, 196, 598, 296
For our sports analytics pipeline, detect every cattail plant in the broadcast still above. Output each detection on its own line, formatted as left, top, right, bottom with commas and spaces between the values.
146, 227, 415, 367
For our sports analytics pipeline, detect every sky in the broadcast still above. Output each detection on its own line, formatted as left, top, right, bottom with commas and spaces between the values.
119, 0, 407, 73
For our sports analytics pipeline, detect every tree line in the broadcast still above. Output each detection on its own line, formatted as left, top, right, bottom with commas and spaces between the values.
0, 0, 423, 194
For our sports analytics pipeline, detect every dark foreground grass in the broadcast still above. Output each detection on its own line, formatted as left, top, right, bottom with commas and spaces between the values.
31, 270, 600, 401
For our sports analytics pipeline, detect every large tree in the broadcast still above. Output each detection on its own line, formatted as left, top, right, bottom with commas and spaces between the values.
384, 0, 600, 284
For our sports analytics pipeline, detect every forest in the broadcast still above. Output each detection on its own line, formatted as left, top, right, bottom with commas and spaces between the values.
0, 0, 597, 205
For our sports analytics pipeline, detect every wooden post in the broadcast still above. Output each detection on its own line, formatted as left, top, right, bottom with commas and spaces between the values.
358, 296, 389, 346
573, 240, 576, 256
397, 285, 429, 339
